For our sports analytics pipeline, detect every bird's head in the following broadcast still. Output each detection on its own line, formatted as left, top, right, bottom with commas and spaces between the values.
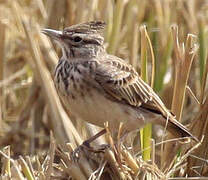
42, 21, 106, 60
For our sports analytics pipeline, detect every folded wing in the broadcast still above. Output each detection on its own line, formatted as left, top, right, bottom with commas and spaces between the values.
94, 55, 197, 141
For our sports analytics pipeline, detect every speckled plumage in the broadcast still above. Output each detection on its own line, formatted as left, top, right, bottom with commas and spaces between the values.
43, 21, 197, 141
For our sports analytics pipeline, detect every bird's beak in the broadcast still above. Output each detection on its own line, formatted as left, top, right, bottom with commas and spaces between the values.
41, 29, 63, 41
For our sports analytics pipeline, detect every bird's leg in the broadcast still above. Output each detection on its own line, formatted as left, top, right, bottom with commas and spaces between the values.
82, 128, 110, 153
83, 128, 107, 146
71, 129, 109, 162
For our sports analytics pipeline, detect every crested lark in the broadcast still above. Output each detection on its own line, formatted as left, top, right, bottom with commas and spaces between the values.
42, 21, 197, 142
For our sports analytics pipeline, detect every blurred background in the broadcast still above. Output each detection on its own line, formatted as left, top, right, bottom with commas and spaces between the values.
0, 0, 208, 179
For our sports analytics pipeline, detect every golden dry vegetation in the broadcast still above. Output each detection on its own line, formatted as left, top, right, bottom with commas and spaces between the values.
0, 0, 208, 179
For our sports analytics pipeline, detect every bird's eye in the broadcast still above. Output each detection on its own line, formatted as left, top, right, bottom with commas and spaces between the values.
73, 36, 82, 43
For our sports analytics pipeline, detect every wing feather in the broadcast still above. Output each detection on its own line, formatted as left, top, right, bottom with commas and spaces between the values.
93, 56, 197, 141
95, 56, 157, 110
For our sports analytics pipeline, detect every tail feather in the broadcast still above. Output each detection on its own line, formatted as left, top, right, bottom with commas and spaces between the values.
157, 116, 198, 142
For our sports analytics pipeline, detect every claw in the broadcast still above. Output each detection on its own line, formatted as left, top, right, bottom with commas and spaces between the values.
70, 129, 108, 162
70, 143, 88, 162
96, 144, 111, 152
70, 143, 110, 162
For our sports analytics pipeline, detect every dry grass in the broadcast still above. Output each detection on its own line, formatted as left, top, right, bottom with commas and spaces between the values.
0, 0, 208, 179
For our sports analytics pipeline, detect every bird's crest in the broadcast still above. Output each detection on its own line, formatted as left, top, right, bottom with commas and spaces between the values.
64, 21, 106, 34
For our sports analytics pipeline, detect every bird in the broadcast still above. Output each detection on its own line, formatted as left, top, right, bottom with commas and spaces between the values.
42, 21, 197, 145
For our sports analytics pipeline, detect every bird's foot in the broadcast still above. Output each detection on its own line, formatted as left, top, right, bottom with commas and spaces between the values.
70, 141, 110, 162
70, 141, 90, 162
70, 129, 108, 162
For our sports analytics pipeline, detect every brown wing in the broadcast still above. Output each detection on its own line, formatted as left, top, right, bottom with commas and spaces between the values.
95, 55, 170, 117
94, 55, 198, 141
